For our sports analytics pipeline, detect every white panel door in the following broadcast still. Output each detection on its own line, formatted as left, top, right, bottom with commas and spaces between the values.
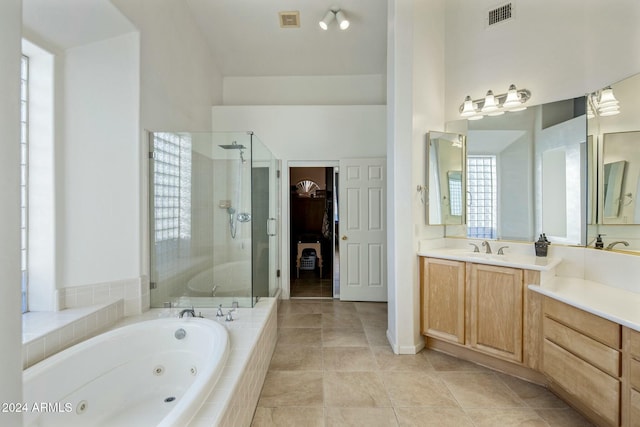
339, 158, 387, 301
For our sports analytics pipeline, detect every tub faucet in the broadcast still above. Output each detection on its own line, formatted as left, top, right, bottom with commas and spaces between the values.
179, 308, 196, 318
482, 240, 492, 254
497, 246, 509, 255
606, 241, 629, 250
225, 309, 236, 322
216, 304, 224, 318
469, 243, 480, 253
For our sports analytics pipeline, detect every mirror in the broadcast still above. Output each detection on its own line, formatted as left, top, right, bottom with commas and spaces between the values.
446, 97, 587, 245
589, 72, 640, 251
426, 131, 465, 225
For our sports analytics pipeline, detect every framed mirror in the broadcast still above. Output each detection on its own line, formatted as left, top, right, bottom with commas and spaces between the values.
426, 131, 465, 225
446, 97, 587, 245
589, 72, 640, 251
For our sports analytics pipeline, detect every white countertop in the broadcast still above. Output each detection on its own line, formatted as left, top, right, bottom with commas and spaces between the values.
418, 248, 562, 271
529, 277, 640, 332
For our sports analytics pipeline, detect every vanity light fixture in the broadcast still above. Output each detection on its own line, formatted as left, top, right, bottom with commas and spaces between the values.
319, 8, 349, 30
597, 87, 620, 116
459, 84, 531, 120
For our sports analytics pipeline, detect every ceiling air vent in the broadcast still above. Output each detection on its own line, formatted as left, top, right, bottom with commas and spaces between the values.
487, 3, 514, 26
279, 11, 300, 28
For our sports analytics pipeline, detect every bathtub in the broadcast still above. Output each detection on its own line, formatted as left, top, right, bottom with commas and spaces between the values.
22, 317, 229, 427
187, 261, 251, 297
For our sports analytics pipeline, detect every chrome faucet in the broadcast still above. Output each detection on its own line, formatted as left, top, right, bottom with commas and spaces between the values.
481, 240, 492, 254
179, 308, 196, 318
606, 241, 629, 250
216, 304, 224, 318
497, 246, 509, 255
225, 309, 236, 322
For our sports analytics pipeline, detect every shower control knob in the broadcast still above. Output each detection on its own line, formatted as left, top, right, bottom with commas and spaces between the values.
341, 235, 347, 240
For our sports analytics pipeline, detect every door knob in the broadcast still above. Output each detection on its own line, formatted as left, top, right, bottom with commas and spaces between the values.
341, 235, 347, 240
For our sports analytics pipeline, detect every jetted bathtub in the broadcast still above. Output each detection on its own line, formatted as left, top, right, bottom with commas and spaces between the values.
23, 317, 229, 427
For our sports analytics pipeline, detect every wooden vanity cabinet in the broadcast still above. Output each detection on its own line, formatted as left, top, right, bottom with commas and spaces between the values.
466, 263, 524, 363
623, 327, 640, 427
420, 257, 536, 368
420, 258, 465, 344
543, 297, 622, 427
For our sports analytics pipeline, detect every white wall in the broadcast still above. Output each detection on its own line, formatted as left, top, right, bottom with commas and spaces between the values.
223, 75, 386, 106
444, 0, 640, 121
387, 0, 446, 354
0, 0, 24, 421
112, 0, 223, 132
60, 33, 140, 287
212, 105, 386, 299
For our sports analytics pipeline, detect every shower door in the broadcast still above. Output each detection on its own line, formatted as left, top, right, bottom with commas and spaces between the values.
149, 131, 261, 308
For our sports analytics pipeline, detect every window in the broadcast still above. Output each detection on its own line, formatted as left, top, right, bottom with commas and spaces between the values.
467, 155, 497, 239
152, 132, 192, 243
20, 55, 29, 313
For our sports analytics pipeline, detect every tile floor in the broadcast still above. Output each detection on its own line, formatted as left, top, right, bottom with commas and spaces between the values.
289, 270, 333, 298
251, 299, 594, 427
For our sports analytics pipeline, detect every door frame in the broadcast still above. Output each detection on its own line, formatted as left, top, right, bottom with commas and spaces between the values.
282, 160, 339, 299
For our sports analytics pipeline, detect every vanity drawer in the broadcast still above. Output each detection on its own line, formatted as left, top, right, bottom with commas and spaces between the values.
544, 297, 620, 349
631, 356, 640, 392
629, 327, 640, 357
631, 389, 640, 427
544, 316, 620, 377
544, 339, 620, 426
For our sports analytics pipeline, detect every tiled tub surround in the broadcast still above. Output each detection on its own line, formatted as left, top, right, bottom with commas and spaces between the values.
57, 276, 149, 315
22, 276, 149, 369
112, 297, 278, 427
22, 300, 124, 369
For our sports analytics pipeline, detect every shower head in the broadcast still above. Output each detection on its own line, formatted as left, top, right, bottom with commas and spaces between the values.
218, 141, 246, 150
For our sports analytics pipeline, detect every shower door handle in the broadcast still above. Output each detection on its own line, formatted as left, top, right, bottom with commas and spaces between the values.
267, 218, 277, 236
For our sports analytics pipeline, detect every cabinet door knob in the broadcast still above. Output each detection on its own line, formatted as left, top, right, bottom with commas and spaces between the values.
341, 235, 347, 240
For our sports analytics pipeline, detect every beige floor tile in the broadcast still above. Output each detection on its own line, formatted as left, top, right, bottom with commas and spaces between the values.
440, 372, 526, 408
269, 344, 323, 371
465, 408, 549, 426
425, 349, 489, 372
535, 408, 595, 426
323, 346, 377, 371
251, 407, 324, 427
354, 302, 388, 315
322, 312, 364, 329
279, 301, 323, 315
257, 371, 324, 407
321, 301, 357, 314
497, 373, 569, 409
325, 407, 398, 427
372, 346, 434, 371
324, 371, 391, 407
279, 313, 322, 328
322, 328, 369, 347
380, 371, 459, 407
358, 312, 388, 329
277, 327, 322, 346
394, 407, 474, 427
364, 327, 390, 346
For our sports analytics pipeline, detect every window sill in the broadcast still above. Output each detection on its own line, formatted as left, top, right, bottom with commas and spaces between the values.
22, 299, 124, 369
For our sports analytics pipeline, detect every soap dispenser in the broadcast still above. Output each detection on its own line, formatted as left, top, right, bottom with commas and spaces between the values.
595, 234, 604, 249
535, 234, 549, 257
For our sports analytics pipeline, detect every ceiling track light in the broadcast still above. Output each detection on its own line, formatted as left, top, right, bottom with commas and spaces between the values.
319, 8, 349, 30
459, 84, 531, 120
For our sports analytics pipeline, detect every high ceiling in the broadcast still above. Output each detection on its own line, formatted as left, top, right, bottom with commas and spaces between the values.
183, 0, 388, 76
21, 0, 388, 77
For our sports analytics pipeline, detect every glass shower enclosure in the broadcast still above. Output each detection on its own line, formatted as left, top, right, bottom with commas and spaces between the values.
148, 131, 279, 308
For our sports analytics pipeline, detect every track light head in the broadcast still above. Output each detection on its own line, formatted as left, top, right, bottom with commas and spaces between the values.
319, 8, 349, 30
319, 10, 335, 30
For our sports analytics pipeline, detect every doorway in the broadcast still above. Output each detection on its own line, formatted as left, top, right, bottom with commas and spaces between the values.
289, 166, 338, 298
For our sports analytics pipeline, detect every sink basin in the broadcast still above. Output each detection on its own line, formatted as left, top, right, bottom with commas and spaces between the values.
418, 248, 561, 271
